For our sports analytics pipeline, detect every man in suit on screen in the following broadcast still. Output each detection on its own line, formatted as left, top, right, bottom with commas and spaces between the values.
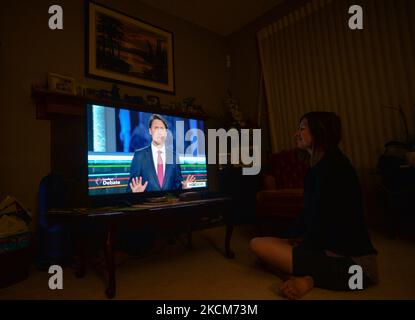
126, 114, 195, 193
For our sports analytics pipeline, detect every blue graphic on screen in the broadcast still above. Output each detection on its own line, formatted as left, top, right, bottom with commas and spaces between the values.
87, 104, 207, 196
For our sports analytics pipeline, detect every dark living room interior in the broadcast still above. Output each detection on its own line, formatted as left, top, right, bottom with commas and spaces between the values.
1, 0, 415, 300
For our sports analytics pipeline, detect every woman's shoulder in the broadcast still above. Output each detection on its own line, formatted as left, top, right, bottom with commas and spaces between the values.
326, 148, 354, 169
314, 148, 357, 181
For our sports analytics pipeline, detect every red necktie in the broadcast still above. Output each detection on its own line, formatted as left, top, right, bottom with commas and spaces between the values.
157, 150, 164, 188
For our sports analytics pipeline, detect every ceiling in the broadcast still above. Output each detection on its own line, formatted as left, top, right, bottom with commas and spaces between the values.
139, 0, 285, 36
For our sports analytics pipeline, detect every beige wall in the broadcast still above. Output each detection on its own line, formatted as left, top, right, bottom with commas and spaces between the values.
0, 0, 227, 220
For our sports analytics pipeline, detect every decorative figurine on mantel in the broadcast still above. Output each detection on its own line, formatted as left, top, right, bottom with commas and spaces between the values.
182, 97, 205, 116
162, 97, 205, 116
124, 94, 145, 105
165, 100, 183, 113
146, 95, 161, 107
111, 84, 121, 100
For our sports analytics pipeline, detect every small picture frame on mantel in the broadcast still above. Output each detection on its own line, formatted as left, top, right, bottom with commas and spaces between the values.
48, 72, 76, 95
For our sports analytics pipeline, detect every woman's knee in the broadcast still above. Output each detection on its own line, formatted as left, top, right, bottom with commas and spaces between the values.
250, 237, 278, 256
250, 237, 260, 252
250, 237, 267, 255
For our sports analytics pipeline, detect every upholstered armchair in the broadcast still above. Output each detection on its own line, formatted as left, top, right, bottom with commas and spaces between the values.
256, 149, 309, 232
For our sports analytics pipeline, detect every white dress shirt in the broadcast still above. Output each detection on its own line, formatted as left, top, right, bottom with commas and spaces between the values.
151, 143, 166, 175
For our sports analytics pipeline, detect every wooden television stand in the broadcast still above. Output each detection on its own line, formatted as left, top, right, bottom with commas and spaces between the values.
47, 196, 234, 299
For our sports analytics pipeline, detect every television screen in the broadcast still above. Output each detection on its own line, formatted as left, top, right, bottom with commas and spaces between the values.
87, 104, 207, 196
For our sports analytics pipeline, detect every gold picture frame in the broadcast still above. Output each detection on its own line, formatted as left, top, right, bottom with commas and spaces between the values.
86, 1, 175, 94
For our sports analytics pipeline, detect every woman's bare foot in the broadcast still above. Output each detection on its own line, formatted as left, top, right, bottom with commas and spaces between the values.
280, 276, 314, 300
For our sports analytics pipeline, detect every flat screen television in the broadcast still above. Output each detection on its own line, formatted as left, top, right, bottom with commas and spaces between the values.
86, 103, 208, 204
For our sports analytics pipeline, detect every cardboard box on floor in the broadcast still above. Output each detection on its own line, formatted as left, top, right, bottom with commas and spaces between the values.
0, 196, 32, 288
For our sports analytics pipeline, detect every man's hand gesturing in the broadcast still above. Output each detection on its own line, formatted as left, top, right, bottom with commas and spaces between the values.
130, 176, 148, 193
181, 174, 196, 189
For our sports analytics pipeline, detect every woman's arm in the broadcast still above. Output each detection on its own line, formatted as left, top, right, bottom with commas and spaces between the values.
300, 164, 358, 251
278, 208, 306, 239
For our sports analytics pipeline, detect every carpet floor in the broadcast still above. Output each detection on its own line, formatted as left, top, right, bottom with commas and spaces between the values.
0, 224, 414, 300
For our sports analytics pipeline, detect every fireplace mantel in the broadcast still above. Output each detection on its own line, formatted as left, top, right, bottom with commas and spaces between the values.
31, 87, 208, 120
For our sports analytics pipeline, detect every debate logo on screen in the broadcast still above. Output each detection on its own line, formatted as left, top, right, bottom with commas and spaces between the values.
95, 177, 121, 186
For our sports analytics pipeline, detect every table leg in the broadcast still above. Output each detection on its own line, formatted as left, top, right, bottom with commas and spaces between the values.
104, 222, 116, 299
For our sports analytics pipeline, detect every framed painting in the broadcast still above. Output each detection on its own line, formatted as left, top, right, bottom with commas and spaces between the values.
86, 1, 175, 94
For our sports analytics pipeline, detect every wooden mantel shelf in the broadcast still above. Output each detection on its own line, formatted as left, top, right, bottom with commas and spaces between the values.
31, 87, 208, 120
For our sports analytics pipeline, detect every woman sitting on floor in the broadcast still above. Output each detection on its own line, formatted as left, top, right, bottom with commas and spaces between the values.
250, 111, 378, 300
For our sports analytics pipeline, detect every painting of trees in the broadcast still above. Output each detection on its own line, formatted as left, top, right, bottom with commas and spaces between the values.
91, 6, 172, 90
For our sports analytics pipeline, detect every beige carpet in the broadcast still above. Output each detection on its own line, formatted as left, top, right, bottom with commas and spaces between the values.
0, 225, 414, 300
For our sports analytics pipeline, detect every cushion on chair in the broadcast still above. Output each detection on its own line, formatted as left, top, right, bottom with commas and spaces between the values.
270, 149, 308, 189
256, 189, 304, 219
256, 149, 308, 223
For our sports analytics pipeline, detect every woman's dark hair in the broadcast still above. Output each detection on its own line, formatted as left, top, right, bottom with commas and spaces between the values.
300, 111, 342, 151
148, 114, 168, 129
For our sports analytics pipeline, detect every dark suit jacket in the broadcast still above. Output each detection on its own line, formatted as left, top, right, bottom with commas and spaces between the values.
126, 145, 183, 193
